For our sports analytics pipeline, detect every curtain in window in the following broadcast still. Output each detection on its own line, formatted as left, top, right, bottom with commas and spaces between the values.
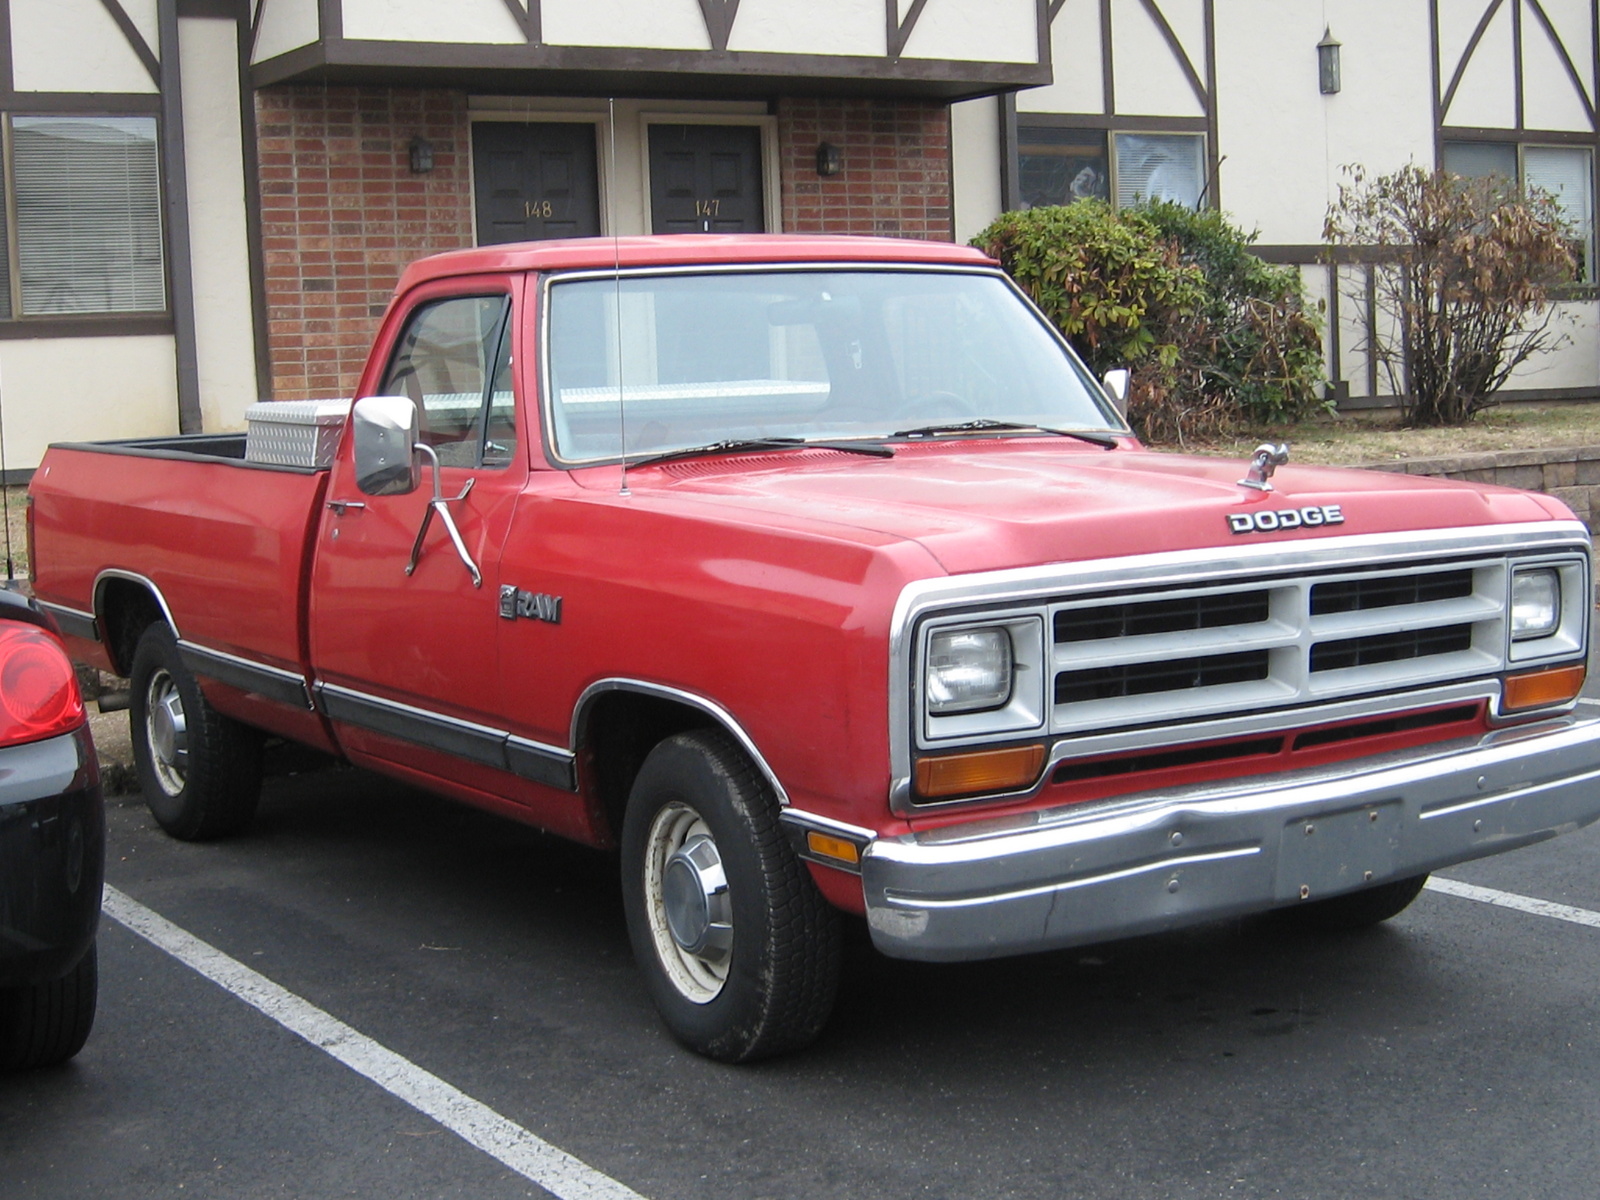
1113, 133, 1205, 209
11, 116, 166, 316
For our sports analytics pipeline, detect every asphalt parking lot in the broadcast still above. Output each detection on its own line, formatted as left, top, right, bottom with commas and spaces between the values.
5, 699, 1600, 1198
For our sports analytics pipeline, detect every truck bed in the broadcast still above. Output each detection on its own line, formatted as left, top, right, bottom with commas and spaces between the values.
30, 437, 331, 679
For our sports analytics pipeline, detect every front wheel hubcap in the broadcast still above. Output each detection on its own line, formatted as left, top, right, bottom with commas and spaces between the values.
644, 803, 732, 1004
145, 668, 189, 796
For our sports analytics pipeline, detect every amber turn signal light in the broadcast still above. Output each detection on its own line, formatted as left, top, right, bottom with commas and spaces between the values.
1502, 664, 1587, 712
805, 831, 861, 865
915, 744, 1046, 800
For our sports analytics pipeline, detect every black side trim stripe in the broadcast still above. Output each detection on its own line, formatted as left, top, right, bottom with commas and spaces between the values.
316, 683, 577, 792
179, 642, 314, 711
36, 602, 100, 644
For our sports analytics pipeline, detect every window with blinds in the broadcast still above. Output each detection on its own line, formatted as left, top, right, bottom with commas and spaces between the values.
1443, 139, 1595, 282
8, 115, 166, 317
1113, 133, 1206, 209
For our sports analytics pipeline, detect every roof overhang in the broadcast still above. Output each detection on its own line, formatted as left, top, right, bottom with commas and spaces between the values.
251, 40, 1049, 101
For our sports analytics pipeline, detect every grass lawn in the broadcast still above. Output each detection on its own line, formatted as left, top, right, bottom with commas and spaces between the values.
1170, 403, 1600, 467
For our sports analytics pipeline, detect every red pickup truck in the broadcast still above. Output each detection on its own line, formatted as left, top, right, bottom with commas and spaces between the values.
28, 235, 1600, 1061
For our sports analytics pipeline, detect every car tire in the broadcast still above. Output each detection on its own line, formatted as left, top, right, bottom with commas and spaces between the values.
621, 729, 841, 1062
1288, 873, 1430, 932
130, 623, 263, 841
0, 941, 98, 1071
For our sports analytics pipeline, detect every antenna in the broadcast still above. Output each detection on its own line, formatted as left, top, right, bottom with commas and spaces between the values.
609, 97, 628, 496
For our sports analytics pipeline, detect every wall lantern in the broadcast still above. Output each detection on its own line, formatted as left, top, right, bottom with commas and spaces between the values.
409, 137, 435, 174
815, 142, 842, 177
1317, 28, 1342, 94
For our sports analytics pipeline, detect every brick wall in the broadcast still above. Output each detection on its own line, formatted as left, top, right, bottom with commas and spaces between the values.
255, 86, 474, 400
776, 97, 952, 240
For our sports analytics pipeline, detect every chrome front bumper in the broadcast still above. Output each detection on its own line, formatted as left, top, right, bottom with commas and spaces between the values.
859, 705, 1600, 961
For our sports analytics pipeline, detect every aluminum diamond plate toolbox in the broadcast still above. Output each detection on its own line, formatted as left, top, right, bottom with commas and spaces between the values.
244, 399, 352, 469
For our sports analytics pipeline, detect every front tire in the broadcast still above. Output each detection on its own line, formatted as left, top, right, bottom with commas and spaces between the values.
0, 942, 98, 1070
129, 624, 263, 841
621, 730, 841, 1062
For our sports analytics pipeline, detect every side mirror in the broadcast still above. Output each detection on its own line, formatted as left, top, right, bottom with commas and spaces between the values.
1101, 368, 1131, 418
352, 396, 421, 496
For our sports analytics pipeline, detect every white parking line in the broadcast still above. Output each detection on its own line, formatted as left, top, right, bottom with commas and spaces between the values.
1425, 876, 1600, 929
102, 886, 648, 1200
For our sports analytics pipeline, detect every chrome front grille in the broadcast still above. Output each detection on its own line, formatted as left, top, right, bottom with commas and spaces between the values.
1047, 560, 1507, 735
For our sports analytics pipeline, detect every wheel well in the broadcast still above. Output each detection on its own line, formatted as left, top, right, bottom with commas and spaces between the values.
579, 691, 716, 845
96, 579, 167, 677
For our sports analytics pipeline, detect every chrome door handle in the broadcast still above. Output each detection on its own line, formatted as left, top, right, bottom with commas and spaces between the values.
326, 500, 367, 515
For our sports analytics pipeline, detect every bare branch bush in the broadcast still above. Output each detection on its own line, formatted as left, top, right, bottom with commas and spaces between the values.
1324, 164, 1577, 426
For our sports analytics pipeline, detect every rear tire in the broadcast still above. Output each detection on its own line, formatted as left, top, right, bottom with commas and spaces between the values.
621, 730, 841, 1062
0, 942, 98, 1070
1288, 873, 1429, 931
130, 623, 262, 841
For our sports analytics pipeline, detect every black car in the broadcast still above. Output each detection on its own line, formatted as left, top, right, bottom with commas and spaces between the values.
0, 587, 103, 1070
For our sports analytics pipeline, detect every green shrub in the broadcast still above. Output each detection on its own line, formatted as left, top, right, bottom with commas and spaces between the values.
972, 201, 1326, 443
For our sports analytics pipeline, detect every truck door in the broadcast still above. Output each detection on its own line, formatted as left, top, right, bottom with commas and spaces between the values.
309, 277, 529, 791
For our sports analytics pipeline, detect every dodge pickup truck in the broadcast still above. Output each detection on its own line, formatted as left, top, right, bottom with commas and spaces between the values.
27, 235, 1600, 1061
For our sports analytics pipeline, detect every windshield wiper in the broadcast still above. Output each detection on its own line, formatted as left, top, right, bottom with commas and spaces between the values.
888, 419, 1121, 449
630, 437, 895, 469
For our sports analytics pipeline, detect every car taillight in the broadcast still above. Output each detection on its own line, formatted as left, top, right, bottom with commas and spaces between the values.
0, 623, 84, 747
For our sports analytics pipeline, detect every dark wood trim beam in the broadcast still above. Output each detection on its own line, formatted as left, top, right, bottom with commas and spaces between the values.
0, 91, 163, 113
1013, 111, 1208, 132
1441, 123, 1598, 143
697, 0, 743, 53
1429, 0, 1443, 167
529, 0, 541, 44
1137, 0, 1206, 108
0, 0, 14, 94
499, 0, 533, 44
1048, 0, 1067, 22
1442, 0, 1506, 121
98, 0, 162, 87
1511, 0, 1524, 130
233, 6, 271, 402
176, 0, 244, 16
157, 0, 203, 434
1203, 0, 1218, 208
888, 0, 932, 58
318, 0, 341, 40
1099, 0, 1114, 114
1523, 0, 1597, 128
999, 91, 1019, 211
0, 314, 174, 340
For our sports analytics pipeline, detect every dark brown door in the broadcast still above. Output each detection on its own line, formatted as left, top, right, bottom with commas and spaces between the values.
647, 124, 765, 234
472, 122, 601, 244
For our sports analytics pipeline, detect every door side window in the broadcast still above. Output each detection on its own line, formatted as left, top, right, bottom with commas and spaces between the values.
380, 295, 514, 468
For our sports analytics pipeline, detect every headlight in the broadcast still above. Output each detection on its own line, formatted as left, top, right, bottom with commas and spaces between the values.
1511, 568, 1560, 640
927, 627, 1013, 714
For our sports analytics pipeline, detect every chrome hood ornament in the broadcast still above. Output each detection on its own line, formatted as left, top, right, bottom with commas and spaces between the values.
1238, 443, 1290, 492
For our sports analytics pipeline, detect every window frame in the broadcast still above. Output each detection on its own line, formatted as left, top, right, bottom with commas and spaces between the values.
0, 105, 171, 337
1004, 109, 1213, 214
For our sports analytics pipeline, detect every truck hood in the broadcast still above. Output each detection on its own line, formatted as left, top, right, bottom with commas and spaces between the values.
623, 439, 1566, 575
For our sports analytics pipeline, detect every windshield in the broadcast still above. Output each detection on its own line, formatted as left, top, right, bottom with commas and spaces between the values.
542, 268, 1121, 464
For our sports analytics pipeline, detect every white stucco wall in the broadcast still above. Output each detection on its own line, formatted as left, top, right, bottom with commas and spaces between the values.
342, 0, 524, 45
542, 0, 711, 50
0, 338, 179, 471
1214, 0, 1435, 245
901, 0, 1038, 65
1108, 0, 1205, 119
11, 0, 157, 93
181, 16, 262, 433
951, 95, 1002, 244
251, 0, 320, 64
1017, 0, 1103, 115
728, 0, 885, 56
